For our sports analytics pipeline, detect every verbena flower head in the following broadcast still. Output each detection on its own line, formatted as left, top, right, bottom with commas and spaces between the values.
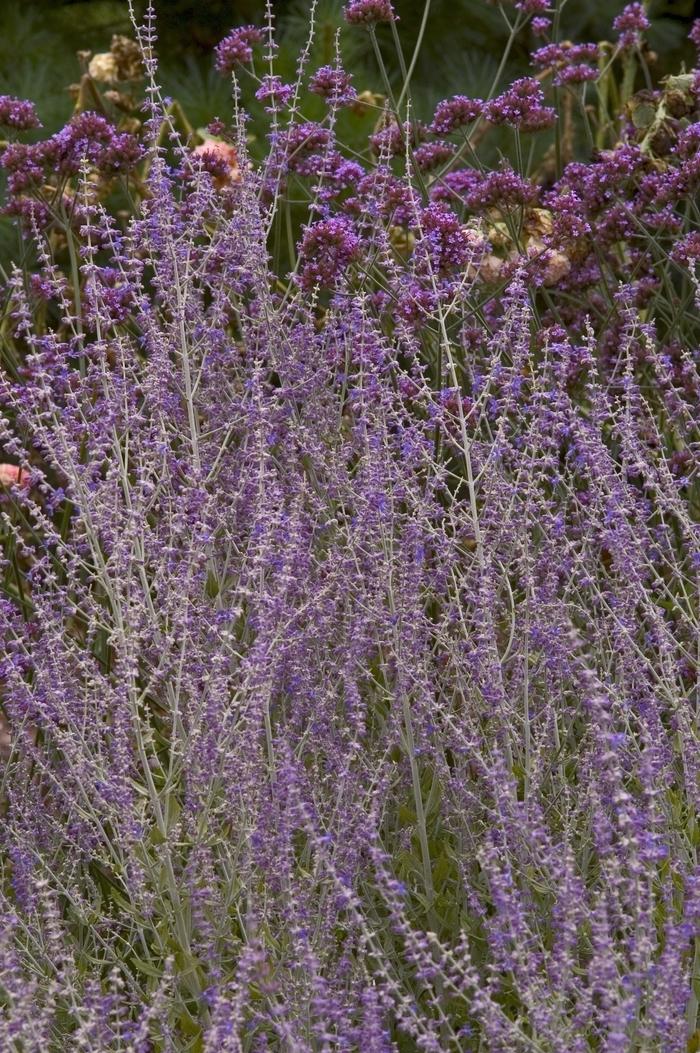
515, 0, 548, 12
255, 75, 294, 111
309, 65, 357, 106
429, 94, 483, 135
269, 120, 333, 179
370, 118, 426, 156
51, 111, 142, 174
190, 140, 242, 187
532, 41, 599, 85
344, 0, 396, 25
0, 95, 41, 131
613, 3, 650, 50
1, 110, 141, 213
298, 216, 360, 288
531, 16, 551, 36
419, 201, 481, 272
413, 140, 454, 171
485, 77, 557, 131
671, 230, 700, 265
214, 25, 264, 72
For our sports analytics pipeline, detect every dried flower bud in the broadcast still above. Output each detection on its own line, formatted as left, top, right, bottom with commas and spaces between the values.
543, 249, 571, 284
350, 89, 385, 116
110, 35, 143, 81
103, 90, 137, 114
479, 253, 505, 282
88, 52, 119, 85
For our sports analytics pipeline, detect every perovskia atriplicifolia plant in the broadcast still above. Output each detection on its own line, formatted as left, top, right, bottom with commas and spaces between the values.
0, 0, 698, 1049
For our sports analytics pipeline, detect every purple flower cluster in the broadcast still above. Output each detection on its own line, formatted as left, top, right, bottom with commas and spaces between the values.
298, 216, 360, 288
343, 0, 396, 25
531, 15, 551, 36
516, 0, 548, 12
671, 229, 700, 265
1, 111, 141, 214
370, 118, 426, 156
432, 163, 537, 211
0, 95, 40, 131
429, 94, 483, 135
267, 120, 333, 185
613, 2, 650, 50
413, 139, 454, 171
255, 74, 294, 111
532, 41, 599, 85
214, 24, 264, 73
309, 65, 358, 106
418, 200, 477, 272
485, 76, 557, 131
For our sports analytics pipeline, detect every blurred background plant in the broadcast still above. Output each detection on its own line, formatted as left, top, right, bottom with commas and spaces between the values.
3, 0, 699, 123
1, 0, 699, 269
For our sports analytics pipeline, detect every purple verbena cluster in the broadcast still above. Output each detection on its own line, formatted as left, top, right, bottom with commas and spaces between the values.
255, 75, 295, 112
532, 40, 600, 85
309, 65, 358, 107
298, 216, 360, 288
2, 111, 141, 198
484, 77, 557, 132
613, 2, 651, 51
0, 95, 41, 132
214, 24, 264, 73
429, 94, 483, 135
343, 0, 397, 26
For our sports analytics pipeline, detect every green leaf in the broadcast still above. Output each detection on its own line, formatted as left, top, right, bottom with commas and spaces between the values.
149, 825, 166, 846
109, 887, 134, 914
178, 1011, 203, 1038
131, 955, 163, 979
432, 855, 453, 890
398, 805, 416, 826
